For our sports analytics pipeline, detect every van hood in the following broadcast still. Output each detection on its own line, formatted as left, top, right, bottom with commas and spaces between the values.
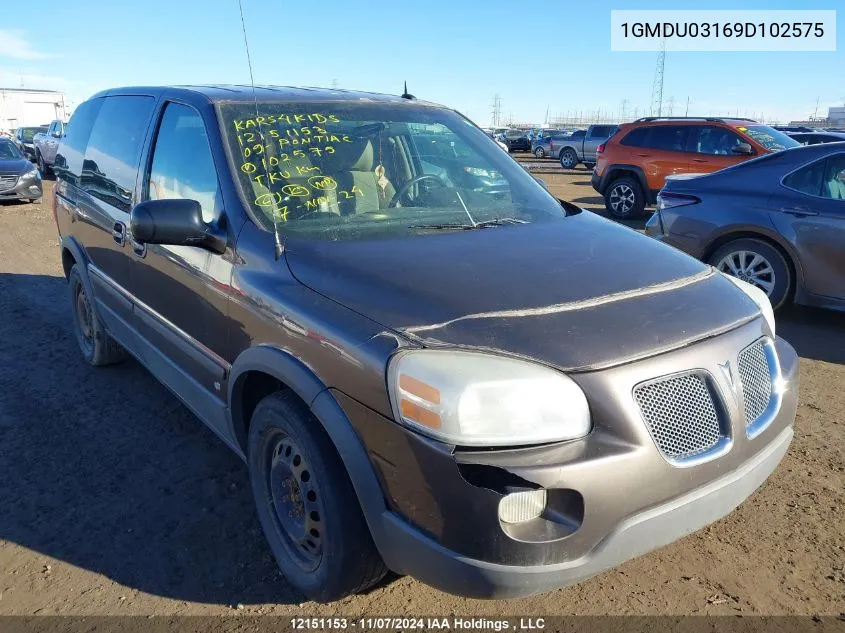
284, 211, 761, 371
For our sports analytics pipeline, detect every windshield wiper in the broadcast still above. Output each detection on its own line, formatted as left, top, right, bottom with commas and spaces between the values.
409, 218, 529, 230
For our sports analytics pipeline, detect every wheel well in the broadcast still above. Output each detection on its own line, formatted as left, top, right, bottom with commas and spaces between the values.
703, 231, 798, 296
231, 370, 289, 452
61, 248, 76, 279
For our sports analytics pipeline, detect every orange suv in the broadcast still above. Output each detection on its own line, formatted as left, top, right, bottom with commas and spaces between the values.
591, 117, 799, 218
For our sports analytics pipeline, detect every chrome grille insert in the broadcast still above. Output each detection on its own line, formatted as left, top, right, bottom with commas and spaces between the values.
738, 337, 780, 439
634, 372, 728, 465
0, 174, 17, 192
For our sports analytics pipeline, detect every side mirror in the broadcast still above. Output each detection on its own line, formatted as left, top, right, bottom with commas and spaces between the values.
130, 199, 226, 254
52, 130, 62, 138
732, 142, 754, 155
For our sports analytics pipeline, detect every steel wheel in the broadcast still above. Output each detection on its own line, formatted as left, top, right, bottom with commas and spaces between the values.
74, 283, 94, 357
716, 250, 776, 296
264, 429, 324, 572
609, 183, 635, 215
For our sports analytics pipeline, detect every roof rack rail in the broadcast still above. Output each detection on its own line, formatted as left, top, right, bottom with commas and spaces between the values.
634, 116, 758, 123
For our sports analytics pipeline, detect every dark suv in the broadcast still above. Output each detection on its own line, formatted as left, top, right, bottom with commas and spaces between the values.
54, 86, 798, 602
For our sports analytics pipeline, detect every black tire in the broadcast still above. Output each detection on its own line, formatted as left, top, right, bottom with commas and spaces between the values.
708, 238, 793, 310
604, 176, 645, 219
534, 147, 546, 158
68, 264, 125, 366
36, 151, 50, 176
559, 148, 578, 169
248, 391, 387, 602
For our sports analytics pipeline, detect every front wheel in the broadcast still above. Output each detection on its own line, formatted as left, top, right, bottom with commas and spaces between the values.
36, 152, 48, 176
248, 391, 387, 602
534, 147, 546, 158
559, 148, 578, 169
708, 238, 793, 309
604, 177, 645, 219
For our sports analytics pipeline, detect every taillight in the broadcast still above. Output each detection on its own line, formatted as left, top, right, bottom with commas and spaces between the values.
596, 143, 606, 154
656, 192, 700, 210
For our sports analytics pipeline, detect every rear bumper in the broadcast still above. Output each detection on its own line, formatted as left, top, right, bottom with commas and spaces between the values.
381, 423, 792, 598
590, 170, 602, 193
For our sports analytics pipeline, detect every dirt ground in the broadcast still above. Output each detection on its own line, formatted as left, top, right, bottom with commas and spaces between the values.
0, 175, 842, 617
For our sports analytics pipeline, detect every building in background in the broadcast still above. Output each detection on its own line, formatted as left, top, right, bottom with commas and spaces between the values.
0, 88, 68, 130
828, 107, 845, 126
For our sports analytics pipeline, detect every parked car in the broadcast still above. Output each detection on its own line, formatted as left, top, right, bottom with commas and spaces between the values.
592, 117, 800, 219
54, 85, 797, 603
33, 119, 67, 174
12, 125, 48, 161
0, 137, 43, 201
528, 129, 564, 158
787, 131, 845, 145
552, 125, 617, 168
645, 142, 845, 310
502, 128, 531, 152
483, 130, 510, 152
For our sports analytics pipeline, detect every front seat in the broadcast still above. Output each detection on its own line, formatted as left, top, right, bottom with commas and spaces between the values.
323, 138, 396, 214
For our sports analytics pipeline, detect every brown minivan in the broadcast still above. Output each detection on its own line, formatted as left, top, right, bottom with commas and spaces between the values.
54, 86, 798, 602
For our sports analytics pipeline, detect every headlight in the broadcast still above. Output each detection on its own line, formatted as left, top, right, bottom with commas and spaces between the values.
723, 274, 776, 336
387, 350, 591, 446
21, 167, 40, 181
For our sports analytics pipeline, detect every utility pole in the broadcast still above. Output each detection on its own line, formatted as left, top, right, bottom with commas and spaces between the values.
620, 99, 629, 120
650, 38, 666, 117
685, 96, 690, 116
331, 78, 338, 89
812, 97, 819, 120
491, 94, 502, 127
666, 96, 675, 116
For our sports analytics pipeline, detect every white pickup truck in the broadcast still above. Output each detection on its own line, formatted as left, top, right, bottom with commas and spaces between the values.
32, 119, 66, 174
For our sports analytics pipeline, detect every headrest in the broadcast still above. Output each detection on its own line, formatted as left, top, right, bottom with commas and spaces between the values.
323, 138, 374, 172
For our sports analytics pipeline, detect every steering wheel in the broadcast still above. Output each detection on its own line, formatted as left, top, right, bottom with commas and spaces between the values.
388, 174, 447, 208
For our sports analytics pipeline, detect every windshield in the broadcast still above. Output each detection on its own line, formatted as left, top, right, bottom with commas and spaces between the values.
741, 125, 800, 151
20, 127, 44, 142
219, 102, 565, 241
0, 140, 22, 160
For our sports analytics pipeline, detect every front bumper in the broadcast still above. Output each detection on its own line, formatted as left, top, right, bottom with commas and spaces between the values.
340, 326, 798, 598
0, 174, 42, 200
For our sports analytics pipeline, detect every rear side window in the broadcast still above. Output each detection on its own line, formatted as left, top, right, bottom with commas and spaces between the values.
644, 126, 689, 152
54, 99, 103, 186
782, 158, 825, 196
590, 126, 614, 138
82, 96, 155, 212
620, 127, 649, 147
821, 154, 845, 200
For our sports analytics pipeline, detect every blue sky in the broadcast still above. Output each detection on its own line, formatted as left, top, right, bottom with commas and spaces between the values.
0, 0, 842, 125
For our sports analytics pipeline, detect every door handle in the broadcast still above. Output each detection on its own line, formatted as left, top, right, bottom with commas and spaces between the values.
779, 206, 819, 217
112, 222, 125, 245
637, 153, 651, 157
692, 158, 709, 163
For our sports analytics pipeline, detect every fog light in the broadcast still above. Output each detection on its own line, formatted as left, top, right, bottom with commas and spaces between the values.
498, 490, 546, 524
28, 186, 40, 194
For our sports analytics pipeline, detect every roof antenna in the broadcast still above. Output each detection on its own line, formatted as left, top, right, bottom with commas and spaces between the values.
401, 81, 415, 100
238, 0, 284, 259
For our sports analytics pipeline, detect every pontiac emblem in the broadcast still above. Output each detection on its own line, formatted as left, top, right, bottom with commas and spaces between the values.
719, 360, 738, 392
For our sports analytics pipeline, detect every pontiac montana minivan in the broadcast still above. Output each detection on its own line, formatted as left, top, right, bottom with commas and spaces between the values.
53, 86, 798, 602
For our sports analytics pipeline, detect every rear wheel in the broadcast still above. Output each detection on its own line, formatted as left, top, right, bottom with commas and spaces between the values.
68, 264, 125, 366
559, 148, 578, 169
708, 238, 793, 309
534, 147, 546, 158
604, 176, 645, 219
248, 391, 387, 602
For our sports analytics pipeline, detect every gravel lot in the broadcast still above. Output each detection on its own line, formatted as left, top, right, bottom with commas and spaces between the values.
0, 175, 842, 617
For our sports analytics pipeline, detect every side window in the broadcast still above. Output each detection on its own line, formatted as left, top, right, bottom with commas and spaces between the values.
782, 158, 825, 196
590, 126, 609, 138
690, 126, 744, 155
82, 96, 155, 212
621, 127, 649, 147
821, 154, 845, 201
54, 99, 103, 186
146, 102, 219, 223
644, 126, 689, 152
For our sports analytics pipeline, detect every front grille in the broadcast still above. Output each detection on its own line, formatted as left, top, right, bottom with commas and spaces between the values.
737, 339, 773, 426
634, 373, 722, 461
0, 174, 17, 192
